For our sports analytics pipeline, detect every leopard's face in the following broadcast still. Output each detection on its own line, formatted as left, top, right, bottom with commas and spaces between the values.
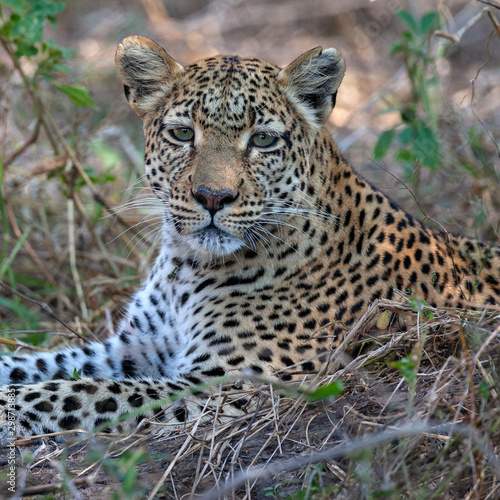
142, 57, 318, 255
115, 37, 345, 256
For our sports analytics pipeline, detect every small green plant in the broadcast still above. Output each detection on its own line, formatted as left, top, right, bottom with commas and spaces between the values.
392, 296, 434, 413
288, 464, 338, 499
409, 297, 434, 320
91, 449, 150, 499
304, 380, 344, 402
391, 355, 417, 386
431, 270, 438, 287
167, 265, 179, 281
264, 482, 285, 498
0, 0, 95, 106
478, 380, 490, 401
374, 10, 443, 182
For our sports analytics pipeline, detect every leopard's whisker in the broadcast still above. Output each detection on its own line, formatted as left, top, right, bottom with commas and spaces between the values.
106, 214, 164, 246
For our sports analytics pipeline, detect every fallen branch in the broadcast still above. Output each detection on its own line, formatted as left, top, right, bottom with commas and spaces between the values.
202, 421, 500, 499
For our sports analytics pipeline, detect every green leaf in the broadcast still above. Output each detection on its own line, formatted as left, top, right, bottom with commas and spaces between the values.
11, 13, 44, 44
373, 128, 395, 160
390, 41, 404, 57
419, 11, 439, 35
395, 149, 415, 163
32, 1, 66, 17
122, 466, 138, 493
397, 10, 418, 32
479, 380, 490, 400
0, 224, 31, 280
53, 82, 96, 107
413, 121, 440, 169
15, 43, 38, 58
401, 31, 414, 42
306, 380, 344, 402
44, 39, 75, 59
410, 297, 421, 312
409, 298, 434, 320
398, 126, 413, 144
51, 63, 72, 73
1, 0, 28, 15
400, 107, 416, 123
376, 310, 390, 330
391, 356, 416, 384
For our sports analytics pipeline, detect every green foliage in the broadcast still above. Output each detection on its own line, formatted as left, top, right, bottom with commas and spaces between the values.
409, 297, 434, 319
0, 0, 96, 106
287, 464, 339, 499
0, 0, 66, 57
304, 380, 344, 402
74, 167, 116, 192
53, 81, 96, 107
391, 355, 417, 385
373, 129, 395, 160
264, 482, 285, 498
91, 449, 150, 499
0, 223, 31, 280
374, 9, 442, 179
478, 380, 490, 401
0, 0, 100, 341
0, 294, 39, 330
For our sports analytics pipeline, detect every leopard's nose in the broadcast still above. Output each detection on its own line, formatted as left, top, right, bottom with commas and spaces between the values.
193, 187, 237, 216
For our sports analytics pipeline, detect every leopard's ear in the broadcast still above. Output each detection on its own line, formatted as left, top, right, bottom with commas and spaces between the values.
278, 47, 345, 126
115, 36, 184, 118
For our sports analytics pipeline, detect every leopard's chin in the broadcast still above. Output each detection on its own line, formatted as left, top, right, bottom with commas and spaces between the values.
187, 225, 244, 255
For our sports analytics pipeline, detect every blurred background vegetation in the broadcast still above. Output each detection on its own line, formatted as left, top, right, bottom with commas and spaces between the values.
0, 0, 499, 346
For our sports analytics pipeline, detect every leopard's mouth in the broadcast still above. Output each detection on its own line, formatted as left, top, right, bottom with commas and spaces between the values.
189, 223, 245, 255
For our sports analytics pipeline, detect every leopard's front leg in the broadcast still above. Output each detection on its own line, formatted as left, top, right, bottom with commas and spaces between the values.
0, 376, 215, 446
0, 322, 180, 386
0, 340, 118, 385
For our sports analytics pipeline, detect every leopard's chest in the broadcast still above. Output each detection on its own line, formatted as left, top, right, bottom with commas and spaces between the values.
137, 253, 349, 370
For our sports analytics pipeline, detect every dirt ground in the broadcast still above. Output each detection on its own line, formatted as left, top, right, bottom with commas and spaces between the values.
0, 368, 454, 498
0, 382, 409, 498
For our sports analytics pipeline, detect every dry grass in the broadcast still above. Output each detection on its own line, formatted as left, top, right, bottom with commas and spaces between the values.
4, 301, 500, 497
1, 0, 500, 498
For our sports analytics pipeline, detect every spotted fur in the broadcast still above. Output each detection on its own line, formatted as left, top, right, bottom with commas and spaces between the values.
1, 36, 499, 445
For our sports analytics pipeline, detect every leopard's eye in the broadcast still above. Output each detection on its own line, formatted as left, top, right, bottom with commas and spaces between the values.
169, 127, 194, 142
250, 132, 279, 149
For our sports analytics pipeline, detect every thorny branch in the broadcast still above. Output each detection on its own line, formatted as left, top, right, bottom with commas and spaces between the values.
435, 5, 500, 43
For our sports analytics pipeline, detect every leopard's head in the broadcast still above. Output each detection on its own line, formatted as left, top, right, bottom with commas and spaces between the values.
116, 36, 345, 256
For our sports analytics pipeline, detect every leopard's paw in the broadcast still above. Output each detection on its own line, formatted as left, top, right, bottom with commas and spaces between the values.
0, 386, 20, 447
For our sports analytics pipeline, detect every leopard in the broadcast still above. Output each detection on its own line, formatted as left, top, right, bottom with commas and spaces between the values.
1, 36, 499, 446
